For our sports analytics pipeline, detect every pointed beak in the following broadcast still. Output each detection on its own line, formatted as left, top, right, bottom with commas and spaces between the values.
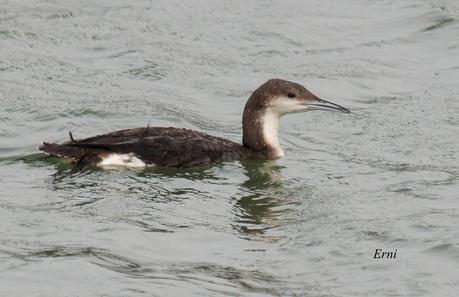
305, 98, 351, 113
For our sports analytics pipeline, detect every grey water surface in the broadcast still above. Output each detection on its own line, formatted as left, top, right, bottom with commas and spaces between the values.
1, 0, 459, 296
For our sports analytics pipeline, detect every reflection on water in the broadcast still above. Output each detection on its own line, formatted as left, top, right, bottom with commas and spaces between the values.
29, 154, 300, 242
232, 161, 299, 241
27, 154, 300, 242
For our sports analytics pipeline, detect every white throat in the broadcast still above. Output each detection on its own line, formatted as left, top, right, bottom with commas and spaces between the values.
261, 109, 284, 158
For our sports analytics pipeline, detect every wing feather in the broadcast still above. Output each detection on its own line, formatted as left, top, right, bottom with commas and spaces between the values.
45, 127, 252, 167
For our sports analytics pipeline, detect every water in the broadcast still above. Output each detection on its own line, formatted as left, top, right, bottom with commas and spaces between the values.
1, 0, 459, 296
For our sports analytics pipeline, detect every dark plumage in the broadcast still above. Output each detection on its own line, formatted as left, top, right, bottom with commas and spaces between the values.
40, 127, 261, 168
40, 79, 350, 170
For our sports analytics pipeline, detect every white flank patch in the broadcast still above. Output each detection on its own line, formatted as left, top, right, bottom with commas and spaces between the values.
99, 153, 146, 168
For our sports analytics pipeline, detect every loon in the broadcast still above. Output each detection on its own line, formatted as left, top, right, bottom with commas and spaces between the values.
40, 79, 350, 170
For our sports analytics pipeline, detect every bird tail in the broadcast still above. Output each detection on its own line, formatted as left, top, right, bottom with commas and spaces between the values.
39, 142, 86, 159
39, 132, 114, 171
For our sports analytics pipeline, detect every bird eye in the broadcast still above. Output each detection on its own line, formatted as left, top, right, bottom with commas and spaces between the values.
287, 93, 296, 98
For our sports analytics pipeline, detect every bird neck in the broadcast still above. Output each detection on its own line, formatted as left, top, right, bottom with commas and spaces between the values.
242, 107, 284, 159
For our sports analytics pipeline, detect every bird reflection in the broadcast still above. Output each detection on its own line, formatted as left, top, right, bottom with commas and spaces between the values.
232, 160, 298, 241
27, 151, 300, 242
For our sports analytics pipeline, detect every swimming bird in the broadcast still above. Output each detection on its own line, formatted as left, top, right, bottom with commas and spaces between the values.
40, 79, 350, 170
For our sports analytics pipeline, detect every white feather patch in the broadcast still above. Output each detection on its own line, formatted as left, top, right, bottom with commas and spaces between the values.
99, 153, 146, 167
262, 109, 284, 158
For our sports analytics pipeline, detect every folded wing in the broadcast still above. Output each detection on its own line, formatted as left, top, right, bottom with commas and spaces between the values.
40, 127, 249, 168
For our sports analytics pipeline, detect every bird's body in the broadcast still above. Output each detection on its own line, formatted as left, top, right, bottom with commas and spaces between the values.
40, 79, 350, 170
41, 127, 260, 168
